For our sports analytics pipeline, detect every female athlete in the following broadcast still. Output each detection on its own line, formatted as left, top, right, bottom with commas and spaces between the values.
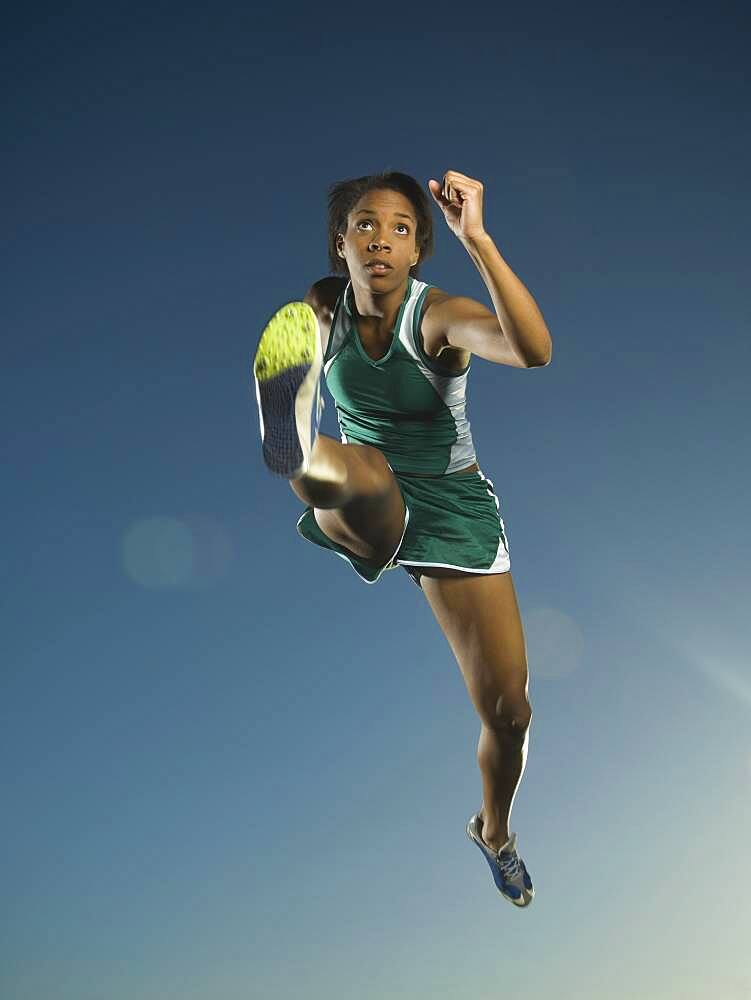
252, 169, 552, 908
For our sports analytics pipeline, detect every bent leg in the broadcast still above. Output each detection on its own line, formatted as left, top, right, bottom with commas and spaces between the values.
290, 433, 407, 566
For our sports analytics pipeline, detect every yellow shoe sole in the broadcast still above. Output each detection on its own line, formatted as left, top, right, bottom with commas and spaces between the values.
252, 302, 323, 478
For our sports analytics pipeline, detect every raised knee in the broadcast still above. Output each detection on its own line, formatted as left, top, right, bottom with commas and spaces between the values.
359, 445, 394, 496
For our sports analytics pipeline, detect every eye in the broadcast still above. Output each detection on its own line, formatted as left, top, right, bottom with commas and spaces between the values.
357, 220, 410, 234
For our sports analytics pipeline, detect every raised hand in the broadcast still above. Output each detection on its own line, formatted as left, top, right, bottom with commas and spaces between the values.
428, 171, 487, 242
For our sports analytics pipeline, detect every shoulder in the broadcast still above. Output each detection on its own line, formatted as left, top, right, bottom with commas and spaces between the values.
304, 276, 347, 320
303, 276, 346, 355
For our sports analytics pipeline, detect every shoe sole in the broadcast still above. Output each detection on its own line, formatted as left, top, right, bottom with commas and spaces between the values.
466, 815, 534, 908
253, 301, 322, 479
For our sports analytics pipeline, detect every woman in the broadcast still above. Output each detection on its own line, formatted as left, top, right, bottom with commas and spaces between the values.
252, 169, 552, 908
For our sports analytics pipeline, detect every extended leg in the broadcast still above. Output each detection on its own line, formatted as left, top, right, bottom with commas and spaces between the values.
418, 570, 532, 852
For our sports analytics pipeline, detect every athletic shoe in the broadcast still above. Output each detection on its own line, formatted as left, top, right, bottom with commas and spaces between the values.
253, 301, 325, 479
466, 813, 534, 908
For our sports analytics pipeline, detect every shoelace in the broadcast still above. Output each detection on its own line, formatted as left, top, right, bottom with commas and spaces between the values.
497, 849, 522, 880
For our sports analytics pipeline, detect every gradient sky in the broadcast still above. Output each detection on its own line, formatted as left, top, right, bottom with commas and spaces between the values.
3, 5, 750, 999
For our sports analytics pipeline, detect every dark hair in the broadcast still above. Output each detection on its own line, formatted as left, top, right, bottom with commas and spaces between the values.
327, 170, 434, 280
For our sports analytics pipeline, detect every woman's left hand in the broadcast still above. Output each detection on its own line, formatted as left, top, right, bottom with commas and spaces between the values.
428, 171, 487, 242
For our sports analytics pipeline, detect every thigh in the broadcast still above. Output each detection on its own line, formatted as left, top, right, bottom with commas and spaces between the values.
418, 570, 531, 726
314, 445, 407, 565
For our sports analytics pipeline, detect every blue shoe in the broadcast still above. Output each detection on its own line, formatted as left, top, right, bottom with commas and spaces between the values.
253, 301, 325, 479
466, 813, 534, 908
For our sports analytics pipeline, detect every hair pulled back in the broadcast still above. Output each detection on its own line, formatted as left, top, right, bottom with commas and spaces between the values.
327, 170, 434, 280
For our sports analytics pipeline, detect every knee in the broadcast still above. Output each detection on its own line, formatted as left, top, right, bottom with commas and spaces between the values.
356, 445, 394, 496
485, 695, 532, 741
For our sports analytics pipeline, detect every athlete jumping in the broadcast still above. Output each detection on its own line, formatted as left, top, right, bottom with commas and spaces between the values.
252, 169, 552, 908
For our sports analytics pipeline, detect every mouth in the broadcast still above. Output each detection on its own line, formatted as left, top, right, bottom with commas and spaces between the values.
365, 262, 393, 274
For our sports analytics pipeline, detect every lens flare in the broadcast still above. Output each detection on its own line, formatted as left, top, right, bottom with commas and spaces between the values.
122, 515, 233, 590
122, 517, 193, 588
524, 607, 585, 680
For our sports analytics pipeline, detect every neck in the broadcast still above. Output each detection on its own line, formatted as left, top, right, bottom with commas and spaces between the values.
349, 275, 410, 333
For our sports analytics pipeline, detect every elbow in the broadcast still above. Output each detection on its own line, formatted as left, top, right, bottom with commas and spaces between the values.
525, 351, 552, 368
525, 335, 552, 368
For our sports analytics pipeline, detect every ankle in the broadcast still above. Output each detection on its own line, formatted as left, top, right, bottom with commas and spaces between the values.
479, 817, 509, 851
483, 832, 509, 852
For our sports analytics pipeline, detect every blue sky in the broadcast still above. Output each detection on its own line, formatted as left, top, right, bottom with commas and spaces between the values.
3, 5, 750, 998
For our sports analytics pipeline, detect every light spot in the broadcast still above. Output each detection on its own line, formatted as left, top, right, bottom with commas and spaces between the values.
123, 517, 193, 588
524, 607, 584, 680
181, 514, 234, 589
122, 515, 233, 590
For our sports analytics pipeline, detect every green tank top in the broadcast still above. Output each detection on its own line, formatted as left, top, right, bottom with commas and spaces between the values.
323, 276, 476, 475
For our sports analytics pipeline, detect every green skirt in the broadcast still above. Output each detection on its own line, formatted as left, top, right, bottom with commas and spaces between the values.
295, 466, 510, 588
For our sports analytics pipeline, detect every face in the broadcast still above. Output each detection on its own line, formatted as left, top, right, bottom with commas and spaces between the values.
336, 188, 420, 286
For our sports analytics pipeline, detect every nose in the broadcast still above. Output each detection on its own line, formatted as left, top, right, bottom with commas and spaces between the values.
368, 238, 390, 251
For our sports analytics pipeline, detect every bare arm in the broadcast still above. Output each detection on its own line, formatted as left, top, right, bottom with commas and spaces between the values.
427, 171, 553, 368
459, 233, 552, 367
